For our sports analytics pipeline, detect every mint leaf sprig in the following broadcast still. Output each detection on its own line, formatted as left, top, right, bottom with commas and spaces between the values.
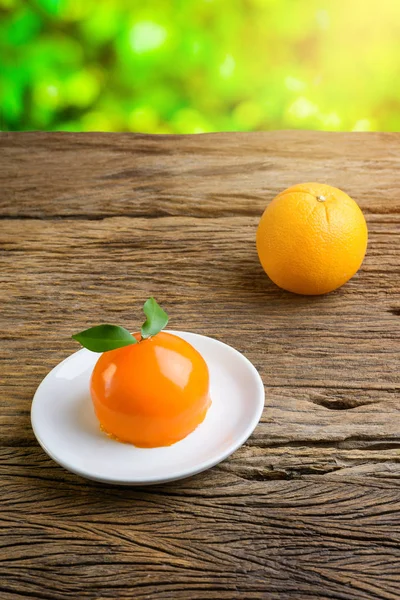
141, 297, 168, 339
72, 297, 169, 353
72, 324, 138, 352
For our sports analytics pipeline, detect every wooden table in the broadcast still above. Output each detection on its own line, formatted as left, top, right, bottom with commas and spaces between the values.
1, 132, 400, 600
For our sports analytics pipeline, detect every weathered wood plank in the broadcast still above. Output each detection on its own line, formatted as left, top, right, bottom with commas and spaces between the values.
1, 132, 400, 599
1, 131, 400, 218
1, 453, 400, 599
1, 216, 399, 467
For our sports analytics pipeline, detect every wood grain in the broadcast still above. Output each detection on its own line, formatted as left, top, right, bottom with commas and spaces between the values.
2, 131, 400, 218
1, 132, 400, 599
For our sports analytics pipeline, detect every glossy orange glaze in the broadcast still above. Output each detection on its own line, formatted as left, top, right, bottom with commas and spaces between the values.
90, 332, 211, 447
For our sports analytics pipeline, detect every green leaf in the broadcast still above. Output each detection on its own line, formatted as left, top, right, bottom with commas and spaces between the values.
72, 324, 138, 352
141, 297, 168, 339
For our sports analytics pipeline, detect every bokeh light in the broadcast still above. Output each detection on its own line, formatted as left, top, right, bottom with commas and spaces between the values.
1, 0, 399, 132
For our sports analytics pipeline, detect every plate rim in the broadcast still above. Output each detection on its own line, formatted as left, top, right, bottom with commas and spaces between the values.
31, 330, 265, 485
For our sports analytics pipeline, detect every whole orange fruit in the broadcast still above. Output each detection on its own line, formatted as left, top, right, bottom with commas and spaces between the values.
256, 182, 368, 295
90, 331, 211, 448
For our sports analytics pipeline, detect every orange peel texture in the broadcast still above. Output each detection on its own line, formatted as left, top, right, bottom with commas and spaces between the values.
256, 183, 368, 295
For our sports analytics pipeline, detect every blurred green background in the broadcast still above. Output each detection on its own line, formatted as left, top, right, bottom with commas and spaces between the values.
1, 0, 400, 133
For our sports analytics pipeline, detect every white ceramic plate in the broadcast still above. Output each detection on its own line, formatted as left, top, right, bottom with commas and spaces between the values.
31, 331, 264, 485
